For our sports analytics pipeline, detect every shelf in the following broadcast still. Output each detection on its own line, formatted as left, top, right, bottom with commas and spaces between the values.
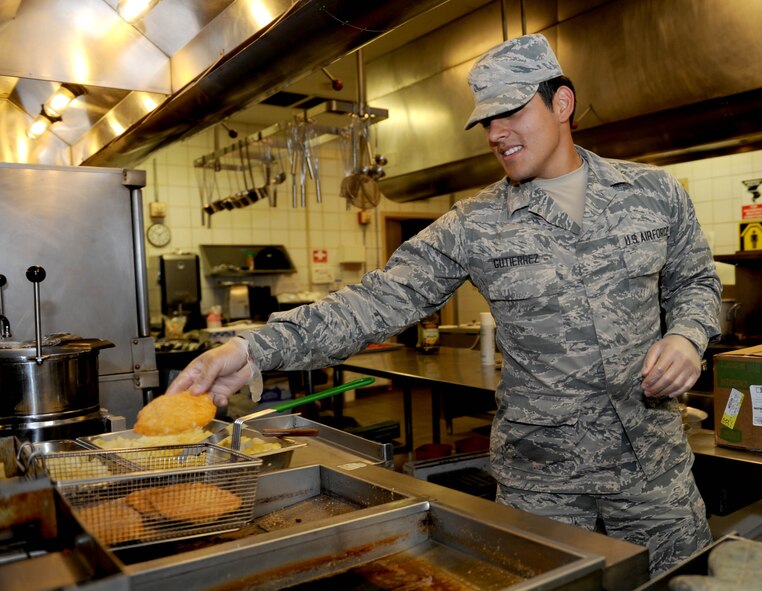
209, 269, 295, 276
199, 244, 296, 276
714, 252, 762, 264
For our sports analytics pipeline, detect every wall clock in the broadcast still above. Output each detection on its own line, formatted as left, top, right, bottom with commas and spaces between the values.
146, 222, 171, 247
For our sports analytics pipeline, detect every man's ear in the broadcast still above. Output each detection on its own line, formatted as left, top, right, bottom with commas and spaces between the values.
554, 86, 575, 124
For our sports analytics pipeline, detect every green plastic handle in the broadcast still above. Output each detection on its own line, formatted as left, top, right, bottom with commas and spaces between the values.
271, 376, 375, 413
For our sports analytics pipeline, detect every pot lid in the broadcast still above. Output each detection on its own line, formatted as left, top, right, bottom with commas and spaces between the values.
0, 333, 114, 357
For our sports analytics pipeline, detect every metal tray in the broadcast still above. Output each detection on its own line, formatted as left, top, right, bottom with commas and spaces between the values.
241, 414, 394, 467
78, 419, 305, 472
123, 465, 604, 591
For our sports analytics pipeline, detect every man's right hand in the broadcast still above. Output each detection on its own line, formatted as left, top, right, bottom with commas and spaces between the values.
165, 337, 259, 407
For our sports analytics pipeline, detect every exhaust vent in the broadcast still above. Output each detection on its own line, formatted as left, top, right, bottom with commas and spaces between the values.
374, 0, 762, 202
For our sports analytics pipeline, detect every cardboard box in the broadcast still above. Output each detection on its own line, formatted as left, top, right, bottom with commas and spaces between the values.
713, 344, 762, 451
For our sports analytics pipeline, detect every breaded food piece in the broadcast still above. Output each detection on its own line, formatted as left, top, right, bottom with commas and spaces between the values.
125, 488, 157, 514
77, 499, 145, 546
134, 390, 216, 436
131, 482, 242, 524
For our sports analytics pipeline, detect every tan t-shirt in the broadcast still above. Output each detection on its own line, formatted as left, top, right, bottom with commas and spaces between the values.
533, 161, 588, 227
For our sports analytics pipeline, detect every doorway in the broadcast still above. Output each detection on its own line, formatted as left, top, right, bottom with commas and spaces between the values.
382, 213, 455, 346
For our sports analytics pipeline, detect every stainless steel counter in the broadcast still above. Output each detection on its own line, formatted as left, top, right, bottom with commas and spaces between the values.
688, 428, 762, 515
688, 429, 762, 466
2, 422, 649, 591
236, 413, 649, 587
117, 436, 648, 591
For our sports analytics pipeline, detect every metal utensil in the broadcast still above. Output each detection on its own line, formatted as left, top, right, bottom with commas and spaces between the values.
304, 125, 322, 204
230, 377, 374, 450
260, 428, 319, 437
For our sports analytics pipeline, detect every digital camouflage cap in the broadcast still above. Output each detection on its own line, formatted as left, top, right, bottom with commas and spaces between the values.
464, 34, 563, 130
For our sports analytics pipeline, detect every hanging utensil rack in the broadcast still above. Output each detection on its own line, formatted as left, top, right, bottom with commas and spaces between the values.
193, 99, 387, 225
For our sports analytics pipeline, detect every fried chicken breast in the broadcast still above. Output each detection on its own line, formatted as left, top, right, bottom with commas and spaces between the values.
134, 390, 216, 436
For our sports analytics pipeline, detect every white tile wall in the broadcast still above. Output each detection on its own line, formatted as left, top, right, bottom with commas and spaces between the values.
663, 150, 762, 286
140, 121, 762, 325
141, 124, 452, 325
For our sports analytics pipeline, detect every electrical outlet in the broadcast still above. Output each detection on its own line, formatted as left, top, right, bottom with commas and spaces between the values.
311, 266, 334, 284
149, 201, 167, 219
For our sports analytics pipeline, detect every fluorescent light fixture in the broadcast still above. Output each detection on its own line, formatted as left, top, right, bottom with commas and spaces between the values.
27, 111, 56, 140
43, 85, 78, 118
27, 83, 85, 139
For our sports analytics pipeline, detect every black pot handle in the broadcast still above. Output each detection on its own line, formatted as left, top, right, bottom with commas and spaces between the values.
26, 265, 46, 364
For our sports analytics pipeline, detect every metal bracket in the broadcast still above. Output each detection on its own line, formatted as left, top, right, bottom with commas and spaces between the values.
130, 336, 159, 388
122, 168, 147, 189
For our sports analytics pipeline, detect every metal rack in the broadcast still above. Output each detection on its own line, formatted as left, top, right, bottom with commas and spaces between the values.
193, 99, 388, 223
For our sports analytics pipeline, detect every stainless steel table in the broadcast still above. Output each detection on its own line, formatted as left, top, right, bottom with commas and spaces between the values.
336, 350, 762, 515
335, 346, 499, 453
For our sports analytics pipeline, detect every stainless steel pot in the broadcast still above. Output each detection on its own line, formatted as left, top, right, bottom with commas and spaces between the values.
0, 266, 115, 441
0, 335, 114, 441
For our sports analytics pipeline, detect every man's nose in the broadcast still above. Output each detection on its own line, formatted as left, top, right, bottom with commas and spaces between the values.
486, 120, 508, 142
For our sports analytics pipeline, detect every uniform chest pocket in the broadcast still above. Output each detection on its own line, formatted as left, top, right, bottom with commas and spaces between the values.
486, 264, 563, 342
487, 263, 561, 301
621, 238, 667, 318
622, 237, 667, 278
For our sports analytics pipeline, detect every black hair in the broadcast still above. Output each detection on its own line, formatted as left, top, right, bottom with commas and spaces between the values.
537, 75, 576, 124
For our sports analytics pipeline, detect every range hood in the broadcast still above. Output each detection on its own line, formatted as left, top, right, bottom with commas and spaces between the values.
374, 0, 762, 202
2, 0, 761, 193
0, 0, 451, 168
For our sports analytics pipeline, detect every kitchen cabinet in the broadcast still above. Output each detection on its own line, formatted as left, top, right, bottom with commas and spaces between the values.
199, 244, 296, 279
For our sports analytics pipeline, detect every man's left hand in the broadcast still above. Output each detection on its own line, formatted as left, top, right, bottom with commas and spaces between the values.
641, 335, 702, 398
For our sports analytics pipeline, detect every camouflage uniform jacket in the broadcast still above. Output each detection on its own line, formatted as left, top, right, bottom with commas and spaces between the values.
243, 146, 721, 494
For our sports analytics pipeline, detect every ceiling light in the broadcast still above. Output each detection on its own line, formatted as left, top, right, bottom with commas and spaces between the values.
43, 84, 85, 118
117, 0, 158, 23
27, 109, 60, 140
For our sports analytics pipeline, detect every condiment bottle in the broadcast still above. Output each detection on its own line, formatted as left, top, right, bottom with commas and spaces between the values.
480, 312, 496, 365
417, 312, 440, 354
206, 305, 223, 329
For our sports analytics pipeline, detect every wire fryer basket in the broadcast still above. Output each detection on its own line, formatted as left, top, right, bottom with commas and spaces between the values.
30, 443, 262, 548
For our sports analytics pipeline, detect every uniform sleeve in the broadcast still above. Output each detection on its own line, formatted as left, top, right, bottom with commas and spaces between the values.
240, 207, 470, 371
660, 174, 721, 353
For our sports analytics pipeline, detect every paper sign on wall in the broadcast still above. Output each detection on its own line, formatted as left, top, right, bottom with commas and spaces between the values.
742, 204, 762, 220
